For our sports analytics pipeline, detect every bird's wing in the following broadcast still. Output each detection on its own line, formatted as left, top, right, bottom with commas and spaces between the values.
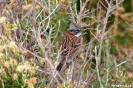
61, 35, 81, 57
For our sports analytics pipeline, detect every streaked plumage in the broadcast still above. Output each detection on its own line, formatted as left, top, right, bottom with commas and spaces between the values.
56, 23, 82, 71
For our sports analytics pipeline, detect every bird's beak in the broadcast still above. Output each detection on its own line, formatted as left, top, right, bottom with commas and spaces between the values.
80, 29, 83, 34
81, 29, 87, 36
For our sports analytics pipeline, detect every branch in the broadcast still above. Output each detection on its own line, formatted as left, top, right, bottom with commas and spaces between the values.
68, 0, 76, 22
77, 0, 89, 25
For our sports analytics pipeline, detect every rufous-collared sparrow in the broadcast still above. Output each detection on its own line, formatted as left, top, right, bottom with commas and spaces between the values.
56, 22, 82, 72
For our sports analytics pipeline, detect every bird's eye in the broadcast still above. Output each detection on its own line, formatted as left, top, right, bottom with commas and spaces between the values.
70, 30, 73, 32
70, 30, 72, 32
76, 30, 79, 33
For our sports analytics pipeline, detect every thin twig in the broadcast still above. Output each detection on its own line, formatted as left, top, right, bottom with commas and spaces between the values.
68, 0, 76, 22
77, 0, 89, 25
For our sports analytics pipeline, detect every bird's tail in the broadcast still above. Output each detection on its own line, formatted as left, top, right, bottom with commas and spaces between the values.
56, 62, 63, 72
56, 58, 66, 72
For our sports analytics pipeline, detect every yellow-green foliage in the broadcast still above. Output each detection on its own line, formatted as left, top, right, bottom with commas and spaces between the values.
0, 30, 38, 88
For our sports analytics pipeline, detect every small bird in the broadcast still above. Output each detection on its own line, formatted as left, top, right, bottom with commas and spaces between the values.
56, 22, 82, 72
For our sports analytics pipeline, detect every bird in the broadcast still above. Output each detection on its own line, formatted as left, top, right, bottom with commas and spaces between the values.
56, 22, 82, 72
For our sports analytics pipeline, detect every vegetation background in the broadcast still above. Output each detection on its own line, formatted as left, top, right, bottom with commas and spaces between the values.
0, 0, 133, 88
